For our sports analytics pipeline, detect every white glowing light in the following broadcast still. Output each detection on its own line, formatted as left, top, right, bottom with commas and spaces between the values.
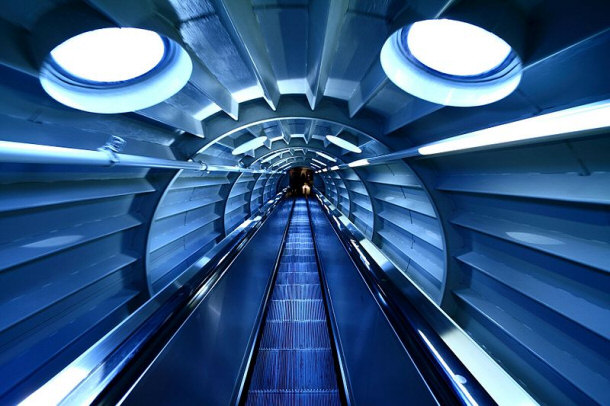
348, 159, 369, 168
407, 19, 512, 77
40, 28, 192, 113
261, 151, 283, 163
19, 366, 90, 406
326, 136, 362, 153
330, 165, 340, 171
380, 19, 521, 107
312, 158, 326, 166
418, 100, 610, 155
238, 219, 254, 229
316, 151, 337, 162
232, 136, 267, 155
51, 28, 165, 83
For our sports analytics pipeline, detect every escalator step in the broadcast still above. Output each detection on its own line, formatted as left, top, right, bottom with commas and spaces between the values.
267, 299, 326, 322
281, 255, 317, 263
273, 284, 323, 300
282, 248, 315, 256
259, 321, 331, 349
277, 263, 318, 273
276, 272, 320, 284
249, 349, 338, 390
246, 390, 341, 406
246, 199, 341, 406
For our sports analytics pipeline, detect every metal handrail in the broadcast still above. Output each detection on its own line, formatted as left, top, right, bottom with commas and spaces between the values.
235, 197, 296, 405
14, 192, 287, 406
313, 192, 496, 406
0, 140, 269, 174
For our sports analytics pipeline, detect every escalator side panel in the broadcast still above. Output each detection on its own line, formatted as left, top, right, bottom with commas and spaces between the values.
121, 201, 293, 406
308, 200, 438, 406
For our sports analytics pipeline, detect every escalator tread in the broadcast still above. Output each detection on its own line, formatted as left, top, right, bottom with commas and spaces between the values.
246, 199, 341, 406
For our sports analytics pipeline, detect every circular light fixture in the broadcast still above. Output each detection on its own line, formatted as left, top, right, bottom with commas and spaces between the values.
326, 135, 362, 153
50, 28, 165, 82
39, 27, 192, 114
380, 19, 522, 107
407, 19, 512, 77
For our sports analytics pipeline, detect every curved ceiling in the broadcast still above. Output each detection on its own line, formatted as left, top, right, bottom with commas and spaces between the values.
0, 1, 608, 405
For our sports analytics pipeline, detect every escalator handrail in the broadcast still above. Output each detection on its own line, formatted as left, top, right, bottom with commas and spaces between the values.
312, 192, 496, 406
15, 192, 288, 406
235, 197, 296, 405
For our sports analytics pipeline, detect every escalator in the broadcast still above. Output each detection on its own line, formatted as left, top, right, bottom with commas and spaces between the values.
21, 193, 509, 406
243, 198, 343, 405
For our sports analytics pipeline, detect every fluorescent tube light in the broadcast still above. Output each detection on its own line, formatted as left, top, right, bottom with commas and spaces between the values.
261, 151, 283, 163
326, 136, 362, 153
348, 159, 369, 168
418, 100, 610, 155
316, 151, 337, 162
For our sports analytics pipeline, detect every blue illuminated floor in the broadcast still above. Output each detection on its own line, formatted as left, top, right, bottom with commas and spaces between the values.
246, 199, 341, 405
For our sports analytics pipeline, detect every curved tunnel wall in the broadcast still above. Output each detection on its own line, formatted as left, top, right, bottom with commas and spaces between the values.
1, 85, 607, 406
0, 0, 607, 403
408, 134, 610, 405
317, 161, 445, 303
147, 168, 231, 294
253, 130, 610, 405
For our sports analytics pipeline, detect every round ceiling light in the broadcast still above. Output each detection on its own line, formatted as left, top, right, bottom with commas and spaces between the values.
39, 27, 192, 114
381, 19, 522, 107
50, 28, 165, 82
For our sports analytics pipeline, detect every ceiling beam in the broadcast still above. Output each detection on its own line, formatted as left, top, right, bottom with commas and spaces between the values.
192, 96, 383, 158
189, 60, 239, 120
384, 96, 442, 134
210, 0, 280, 110
136, 102, 204, 137
348, 60, 387, 118
306, 0, 349, 109
278, 120, 291, 144
304, 120, 316, 144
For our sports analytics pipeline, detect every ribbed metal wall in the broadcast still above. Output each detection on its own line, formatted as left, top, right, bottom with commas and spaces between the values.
147, 169, 230, 294
224, 172, 260, 234
317, 161, 445, 303
0, 164, 155, 395
0, 0, 606, 403
412, 134, 610, 405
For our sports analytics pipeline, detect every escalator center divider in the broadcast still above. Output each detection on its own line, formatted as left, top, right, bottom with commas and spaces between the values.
242, 197, 343, 405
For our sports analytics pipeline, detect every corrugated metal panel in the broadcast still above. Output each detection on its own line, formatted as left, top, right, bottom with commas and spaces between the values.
423, 135, 610, 405
0, 164, 153, 397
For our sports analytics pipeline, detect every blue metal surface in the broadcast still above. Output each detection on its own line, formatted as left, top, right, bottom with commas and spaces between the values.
308, 198, 439, 406
246, 198, 341, 405
118, 199, 291, 406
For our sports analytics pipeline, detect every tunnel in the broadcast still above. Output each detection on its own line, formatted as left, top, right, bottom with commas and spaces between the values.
0, 1, 608, 405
